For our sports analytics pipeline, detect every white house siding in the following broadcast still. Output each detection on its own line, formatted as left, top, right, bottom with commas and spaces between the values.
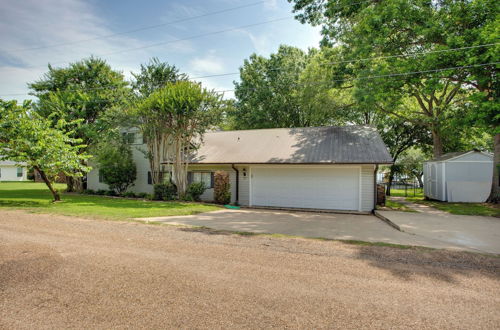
0, 165, 28, 181
236, 165, 250, 206
188, 164, 237, 204
360, 165, 375, 212
87, 133, 154, 194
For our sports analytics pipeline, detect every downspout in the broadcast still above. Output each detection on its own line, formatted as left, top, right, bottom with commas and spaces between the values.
231, 164, 239, 204
374, 165, 378, 212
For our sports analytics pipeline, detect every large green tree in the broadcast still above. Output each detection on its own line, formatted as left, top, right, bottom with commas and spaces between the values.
29, 57, 129, 192
289, 0, 498, 158
132, 57, 188, 98
137, 81, 223, 196
231, 45, 331, 129
0, 100, 90, 201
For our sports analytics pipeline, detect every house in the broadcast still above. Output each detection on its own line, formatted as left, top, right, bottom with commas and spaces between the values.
0, 159, 28, 181
423, 150, 493, 202
87, 126, 393, 212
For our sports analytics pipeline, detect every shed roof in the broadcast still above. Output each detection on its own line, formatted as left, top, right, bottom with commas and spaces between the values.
189, 126, 393, 164
426, 150, 492, 162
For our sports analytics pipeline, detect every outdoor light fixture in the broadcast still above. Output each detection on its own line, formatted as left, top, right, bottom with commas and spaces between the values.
242, 168, 247, 177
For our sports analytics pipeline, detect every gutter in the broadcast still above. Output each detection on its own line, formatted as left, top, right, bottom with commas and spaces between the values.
373, 164, 378, 212
231, 164, 239, 204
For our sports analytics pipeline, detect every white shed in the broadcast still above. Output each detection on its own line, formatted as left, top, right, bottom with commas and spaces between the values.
423, 150, 493, 202
0, 159, 28, 182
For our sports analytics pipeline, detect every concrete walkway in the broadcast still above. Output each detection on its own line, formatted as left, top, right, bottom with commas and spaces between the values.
137, 209, 472, 251
376, 210, 500, 254
389, 196, 448, 214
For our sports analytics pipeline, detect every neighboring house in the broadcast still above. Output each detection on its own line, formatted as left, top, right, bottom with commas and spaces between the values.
0, 159, 28, 181
423, 150, 493, 203
88, 126, 393, 212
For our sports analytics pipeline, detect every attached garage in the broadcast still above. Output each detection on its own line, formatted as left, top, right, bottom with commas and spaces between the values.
189, 126, 392, 213
251, 166, 360, 210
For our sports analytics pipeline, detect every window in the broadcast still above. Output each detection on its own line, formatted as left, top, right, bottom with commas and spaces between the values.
142, 134, 147, 144
147, 171, 152, 185
17, 167, 23, 177
122, 132, 135, 144
148, 171, 171, 185
98, 170, 104, 183
189, 172, 213, 188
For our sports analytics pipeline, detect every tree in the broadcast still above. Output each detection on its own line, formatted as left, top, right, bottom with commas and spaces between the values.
0, 100, 90, 201
230, 45, 329, 129
397, 148, 429, 188
137, 81, 222, 197
130, 58, 188, 185
96, 138, 137, 194
289, 0, 498, 158
132, 57, 188, 98
28, 57, 129, 192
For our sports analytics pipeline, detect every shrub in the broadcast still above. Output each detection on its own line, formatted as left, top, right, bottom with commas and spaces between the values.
153, 183, 177, 200
96, 140, 137, 195
145, 194, 154, 200
136, 192, 148, 199
95, 189, 107, 195
105, 190, 117, 196
186, 182, 206, 202
122, 191, 137, 198
214, 171, 231, 204
82, 189, 95, 195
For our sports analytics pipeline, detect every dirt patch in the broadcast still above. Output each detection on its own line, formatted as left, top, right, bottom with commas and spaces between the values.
1, 209, 499, 329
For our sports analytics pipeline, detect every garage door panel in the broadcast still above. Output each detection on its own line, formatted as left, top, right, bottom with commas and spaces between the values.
251, 167, 359, 210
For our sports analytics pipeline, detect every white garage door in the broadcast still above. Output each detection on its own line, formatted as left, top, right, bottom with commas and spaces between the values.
251, 167, 360, 210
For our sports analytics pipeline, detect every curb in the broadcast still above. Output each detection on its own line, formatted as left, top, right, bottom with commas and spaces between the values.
374, 210, 402, 232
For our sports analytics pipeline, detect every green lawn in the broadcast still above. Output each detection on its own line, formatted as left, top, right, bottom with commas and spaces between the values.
383, 199, 417, 212
388, 188, 499, 217
0, 182, 220, 220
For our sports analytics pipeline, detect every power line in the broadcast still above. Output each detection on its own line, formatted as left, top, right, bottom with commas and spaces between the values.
1, 43, 496, 97
4, 62, 496, 102
22, 16, 294, 70
4, 0, 269, 53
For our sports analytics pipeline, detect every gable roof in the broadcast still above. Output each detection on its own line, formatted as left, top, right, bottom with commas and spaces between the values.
427, 150, 493, 162
190, 126, 393, 164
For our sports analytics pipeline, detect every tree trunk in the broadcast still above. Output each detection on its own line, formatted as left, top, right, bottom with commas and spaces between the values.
386, 168, 395, 196
431, 128, 444, 158
35, 167, 60, 202
416, 173, 424, 188
486, 133, 500, 203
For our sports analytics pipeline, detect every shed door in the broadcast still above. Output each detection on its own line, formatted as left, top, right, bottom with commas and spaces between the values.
251, 167, 359, 210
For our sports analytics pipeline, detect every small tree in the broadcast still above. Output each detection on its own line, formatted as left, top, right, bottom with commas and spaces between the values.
138, 81, 222, 197
214, 171, 231, 204
0, 100, 90, 201
96, 139, 137, 195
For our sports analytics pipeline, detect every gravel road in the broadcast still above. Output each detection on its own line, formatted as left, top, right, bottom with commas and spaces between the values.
1, 210, 499, 329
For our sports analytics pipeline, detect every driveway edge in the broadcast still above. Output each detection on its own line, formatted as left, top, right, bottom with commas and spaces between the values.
374, 210, 402, 232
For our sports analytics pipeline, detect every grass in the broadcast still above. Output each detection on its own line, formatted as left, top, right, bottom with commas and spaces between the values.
383, 199, 417, 212
0, 182, 220, 220
388, 188, 499, 217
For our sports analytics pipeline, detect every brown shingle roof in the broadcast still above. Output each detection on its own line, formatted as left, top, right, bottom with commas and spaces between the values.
190, 126, 393, 164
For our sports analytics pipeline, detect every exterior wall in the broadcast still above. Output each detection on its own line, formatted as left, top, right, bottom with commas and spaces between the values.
236, 165, 250, 206
87, 131, 154, 194
0, 165, 28, 181
424, 152, 493, 202
360, 165, 375, 212
188, 164, 237, 204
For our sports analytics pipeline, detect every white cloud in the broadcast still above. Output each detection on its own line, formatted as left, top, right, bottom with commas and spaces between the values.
188, 51, 226, 74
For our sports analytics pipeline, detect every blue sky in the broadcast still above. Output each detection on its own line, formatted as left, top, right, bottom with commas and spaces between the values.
0, 0, 322, 101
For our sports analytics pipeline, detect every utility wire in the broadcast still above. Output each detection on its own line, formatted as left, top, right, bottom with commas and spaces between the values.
1, 43, 496, 97
5, 62, 496, 102
5, 0, 269, 53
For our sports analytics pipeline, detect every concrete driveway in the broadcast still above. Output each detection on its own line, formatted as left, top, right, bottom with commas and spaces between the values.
377, 210, 500, 254
137, 209, 467, 250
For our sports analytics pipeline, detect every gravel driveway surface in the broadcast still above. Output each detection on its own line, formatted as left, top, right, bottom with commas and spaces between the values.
1, 210, 499, 329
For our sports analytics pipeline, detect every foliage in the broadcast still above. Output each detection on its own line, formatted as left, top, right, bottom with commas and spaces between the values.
28, 57, 129, 192
230, 45, 327, 129
122, 191, 137, 198
0, 182, 220, 219
396, 148, 429, 187
0, 99, 90, 201
132, 57, 188, 98
289, 0, 498, 158
96, 139, 137, 194
137, 81, 223, 196
186, 182, 206, 202
153, 183, 177, 201
214, 171, 231, 204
